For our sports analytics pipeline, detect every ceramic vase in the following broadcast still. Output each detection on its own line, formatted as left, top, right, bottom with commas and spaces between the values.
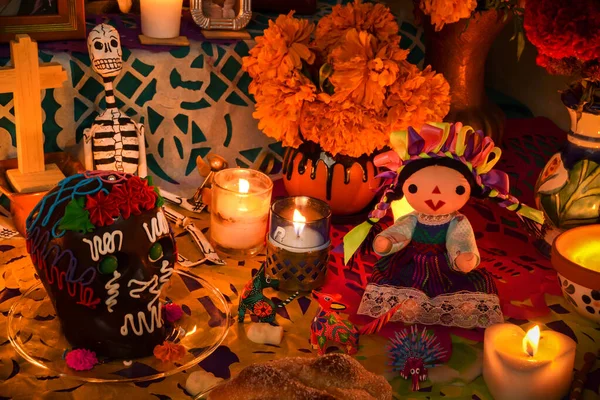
282, 142, 380, 216
535, 106, 600, 253
419, 9, 509, 144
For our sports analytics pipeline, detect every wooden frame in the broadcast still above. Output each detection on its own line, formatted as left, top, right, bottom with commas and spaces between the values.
190, 0, 252, 31
0, 0, 86, 42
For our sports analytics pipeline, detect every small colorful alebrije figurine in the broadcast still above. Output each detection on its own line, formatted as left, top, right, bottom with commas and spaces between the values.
238, 264, 298, 324
387, 326, 447, 391
84, 24, 147, 177
310, 291, 359, 355
344, 122, 545, 329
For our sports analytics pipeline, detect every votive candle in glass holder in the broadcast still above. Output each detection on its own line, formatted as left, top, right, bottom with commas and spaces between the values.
140, 0, 183, 39
210, 168, 273, 258
266, 196, 331, 292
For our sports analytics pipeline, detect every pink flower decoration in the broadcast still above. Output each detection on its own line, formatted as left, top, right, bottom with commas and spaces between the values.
163, 303, 184, 323
65, 349, 98, 371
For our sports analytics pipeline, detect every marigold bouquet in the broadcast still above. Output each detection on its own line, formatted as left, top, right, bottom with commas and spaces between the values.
242, 0, 450, 158
524, 0, 600, 113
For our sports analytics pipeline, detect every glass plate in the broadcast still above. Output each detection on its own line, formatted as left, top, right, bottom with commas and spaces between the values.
8, 269, 230, 383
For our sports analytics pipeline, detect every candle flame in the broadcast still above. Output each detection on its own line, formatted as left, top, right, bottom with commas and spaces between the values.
292, 209, 306, 237
239, 179, 250, 194
522, 325, 540, 357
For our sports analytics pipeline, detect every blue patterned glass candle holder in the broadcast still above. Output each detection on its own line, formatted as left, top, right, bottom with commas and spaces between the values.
266, 196, 331, 292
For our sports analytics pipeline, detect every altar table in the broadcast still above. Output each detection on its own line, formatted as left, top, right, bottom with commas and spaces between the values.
0, 118, 598, 399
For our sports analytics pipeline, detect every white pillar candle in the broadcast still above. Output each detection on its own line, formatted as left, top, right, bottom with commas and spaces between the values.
210, 170, 273, 256
483, 323, 576, 400
140, 0, 183, 39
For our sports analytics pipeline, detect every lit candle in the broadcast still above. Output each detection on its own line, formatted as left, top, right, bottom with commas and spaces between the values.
140, 0, 183, 39
483, 323, 576, 400
266, 196, 331, 291
271, 209, 326, 252
210, 169, 273, 257
551, 225, 600, 323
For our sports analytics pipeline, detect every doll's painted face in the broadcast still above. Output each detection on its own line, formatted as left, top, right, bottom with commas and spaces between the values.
402, 165, 471, 216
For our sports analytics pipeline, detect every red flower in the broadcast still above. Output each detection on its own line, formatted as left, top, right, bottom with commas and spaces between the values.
109, 177, 157, 220
524, 0, 600, 76
253, 300, 273, 318
110, 183, 141, 219
65, 349, 98, 371
162, 303, 184, 323
127, 177, 158, 212
85, 191, 120, 227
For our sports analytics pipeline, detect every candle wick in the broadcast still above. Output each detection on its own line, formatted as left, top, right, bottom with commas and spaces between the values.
526, 342, 535, 357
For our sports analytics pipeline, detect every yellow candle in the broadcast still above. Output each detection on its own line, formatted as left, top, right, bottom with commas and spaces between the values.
140, 0, 183, 39
483, 323, 576, 400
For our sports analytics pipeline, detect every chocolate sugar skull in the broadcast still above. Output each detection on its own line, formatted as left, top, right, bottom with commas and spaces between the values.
26, 172, 176, 359
87, 24, 123, 78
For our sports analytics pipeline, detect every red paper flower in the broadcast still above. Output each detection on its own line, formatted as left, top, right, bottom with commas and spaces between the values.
153, 341, 186, 362
253, 300, 273, 318
65, 349, 98, 371
162, 303, 184, 323
85, 191, 120, 227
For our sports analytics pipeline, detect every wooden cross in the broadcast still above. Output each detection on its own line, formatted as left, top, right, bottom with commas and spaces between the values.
0, 35, 68, 193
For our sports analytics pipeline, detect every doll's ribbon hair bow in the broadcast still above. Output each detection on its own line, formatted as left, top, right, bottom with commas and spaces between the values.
343, 122, 545, 265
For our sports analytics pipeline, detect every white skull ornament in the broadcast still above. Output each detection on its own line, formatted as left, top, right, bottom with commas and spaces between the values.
88, 24, 123, 78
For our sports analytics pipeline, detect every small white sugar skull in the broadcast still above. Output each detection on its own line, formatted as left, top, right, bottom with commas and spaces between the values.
88, 24, 123, 78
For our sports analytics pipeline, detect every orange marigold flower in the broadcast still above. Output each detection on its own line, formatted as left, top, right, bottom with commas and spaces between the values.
316, 0, 400, 53
420, 0, 478, 31
300, 98, 389, 157
329, 29, 408, 110
153, 341, 186, 362
242, 12, 315, 81
386, 62, 451, 132
251, 72, 316, 148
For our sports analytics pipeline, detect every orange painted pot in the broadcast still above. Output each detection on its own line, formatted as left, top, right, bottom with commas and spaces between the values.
282, 143, 381, 216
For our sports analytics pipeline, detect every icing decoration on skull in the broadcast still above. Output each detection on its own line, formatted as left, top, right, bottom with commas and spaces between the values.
387, 326, 447, 391
87, 24, 123, 78
26, 171, 176, 359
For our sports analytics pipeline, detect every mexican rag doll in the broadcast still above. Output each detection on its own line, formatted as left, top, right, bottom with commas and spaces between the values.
344, 122, 544, 329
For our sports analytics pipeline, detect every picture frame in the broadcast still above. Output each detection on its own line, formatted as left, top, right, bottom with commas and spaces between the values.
190, 0, 252, 31
0, 0, 86, 42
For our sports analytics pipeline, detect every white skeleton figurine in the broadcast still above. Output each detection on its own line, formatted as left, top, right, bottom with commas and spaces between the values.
84, 24, 147, 177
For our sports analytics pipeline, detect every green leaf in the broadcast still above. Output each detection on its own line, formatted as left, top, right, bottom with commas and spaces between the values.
59, 197, 95, 233
154, 186, 165, 208
327, 314, 337, 325
318, 335, 326, 348
144, 175, 164, 208
338, 332, 349, 343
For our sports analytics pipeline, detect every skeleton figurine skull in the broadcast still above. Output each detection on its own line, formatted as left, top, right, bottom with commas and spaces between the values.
84, 24, 147, 177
